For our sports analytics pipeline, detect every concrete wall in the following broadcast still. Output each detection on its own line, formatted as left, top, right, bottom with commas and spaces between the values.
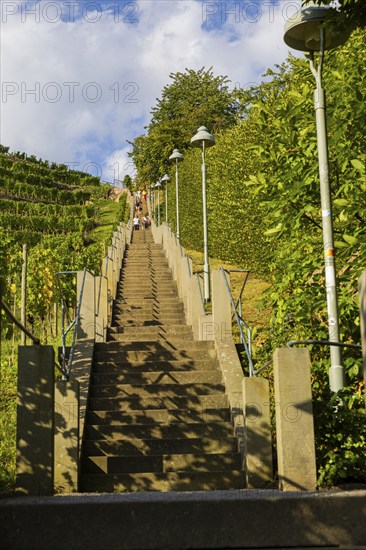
16, 346, 55, 495
54, 380, 79, 493
273, 348, 317, 491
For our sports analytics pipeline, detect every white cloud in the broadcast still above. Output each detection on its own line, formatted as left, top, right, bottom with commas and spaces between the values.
0, 0, 300, 183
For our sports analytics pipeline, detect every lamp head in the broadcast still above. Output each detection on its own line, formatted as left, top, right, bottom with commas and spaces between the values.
155, 181, 162, 189
161, 174, 171, 184
191, 126, 215, 148
169, 149, 184, 161
284, 3, 351, 52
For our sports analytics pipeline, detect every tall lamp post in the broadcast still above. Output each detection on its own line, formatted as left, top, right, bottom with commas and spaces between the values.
284, 3, 351, 392
150, 184, 155, 217
155, 180, 162, 226
169, 149, 184, 240
191, 126, 215, 302
161, 173, 171, 224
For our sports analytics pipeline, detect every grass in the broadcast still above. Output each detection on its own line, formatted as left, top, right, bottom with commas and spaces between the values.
91, 197, 128, 247
0, 351, 17, 494
185, 247, 270, 333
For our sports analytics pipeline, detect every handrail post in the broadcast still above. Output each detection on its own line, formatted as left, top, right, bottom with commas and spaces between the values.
212, 268, 232, 343
16, 345, 55, 495
76, 269, 95, 341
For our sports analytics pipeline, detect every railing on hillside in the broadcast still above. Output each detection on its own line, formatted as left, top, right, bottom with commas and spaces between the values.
193, 270, 205, 310
56, 267, 90, 380
220, 267, 255, 377
0, 299, 40, 345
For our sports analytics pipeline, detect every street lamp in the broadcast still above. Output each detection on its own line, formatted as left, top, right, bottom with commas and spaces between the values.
150, 184, 155, 217
154, 180, 162, 226
191, 126, 215, 302
284, 3, 351, 392
161, 173, 171, 224
169, 149, 184, 240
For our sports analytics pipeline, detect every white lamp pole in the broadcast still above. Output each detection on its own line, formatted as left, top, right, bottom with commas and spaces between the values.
154, 180, 162, 226
169, 149, 184, 240
191, 126, 215, 303
150, 184, 154, 217
161, 174, 171, 224
284, 3, 351, 392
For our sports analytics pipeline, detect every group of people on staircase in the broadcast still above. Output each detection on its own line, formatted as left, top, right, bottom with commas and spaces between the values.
133, 192, 151, 231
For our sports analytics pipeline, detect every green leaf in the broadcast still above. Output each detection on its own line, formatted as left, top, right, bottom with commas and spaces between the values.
332, 70, 343, 79
343, 234, 358, 245
333, 198, 349, 207
264, 224, 282, 236
351, 159, 365, 172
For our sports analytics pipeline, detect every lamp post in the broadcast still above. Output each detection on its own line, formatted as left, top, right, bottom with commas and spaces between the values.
191, 126, 215, 302
150, 184, 155, 217
169, 149, 184, 240
155, 180, 162, 226
284, 3, 351, 392
161, 173, 171, 224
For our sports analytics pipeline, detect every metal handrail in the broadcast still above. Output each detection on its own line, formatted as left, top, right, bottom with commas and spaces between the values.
192, 270, 205, 310
0, 299, 40, 345
56, 267, 90, 379
220, 267, 255, 377
287, 339, 362, 350
253, 339, 362, 376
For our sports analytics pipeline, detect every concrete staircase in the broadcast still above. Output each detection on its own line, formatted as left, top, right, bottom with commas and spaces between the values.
80, 228, 244, 492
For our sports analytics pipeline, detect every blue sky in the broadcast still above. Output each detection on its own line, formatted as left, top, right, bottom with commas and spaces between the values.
0, 0, 301, 184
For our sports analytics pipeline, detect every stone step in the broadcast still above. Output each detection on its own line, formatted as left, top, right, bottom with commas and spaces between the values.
121, 277, 174, 284
79, 470, 244, 493
92, 358, 220, 374
123, 260, 168, 266
86, 407, 231, 425
107, 334, 195, 343
116, 281, 177, 300
82, 435, 237, 457
85, 421, 233, 441
89, 381, 225, 399
126, 246, 163, 251
112, 312, 185, 322
95, 339, 215, 351
112, 308, 184, 317
122, 268, 171, 273
120, 277, 174, 284
115, 296, 182, 303
113, 309, 184, 316
94, 342, 216, 363
82, 452, 241, 474
123, 251, 166, 255
94, 349, 217, 363
108, 325, 193, 336
91, 370, 222, 386
87, 393, 229, 412
118, 294, 178, 301
122, 266, 169, 272
114, 300, 184, 308
113, 304, 184, 314
111, 318, 186, 328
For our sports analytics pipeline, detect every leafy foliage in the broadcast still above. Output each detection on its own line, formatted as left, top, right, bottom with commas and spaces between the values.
0, 148, 127, 342
308, 0, 366, 29
129, 67, 239, 183
151, 30, 366, 487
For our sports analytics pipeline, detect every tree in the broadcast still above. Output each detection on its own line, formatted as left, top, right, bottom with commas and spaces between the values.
305, 0, 366, 29
122, 175, 134, 193
128, 67, 239, 183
